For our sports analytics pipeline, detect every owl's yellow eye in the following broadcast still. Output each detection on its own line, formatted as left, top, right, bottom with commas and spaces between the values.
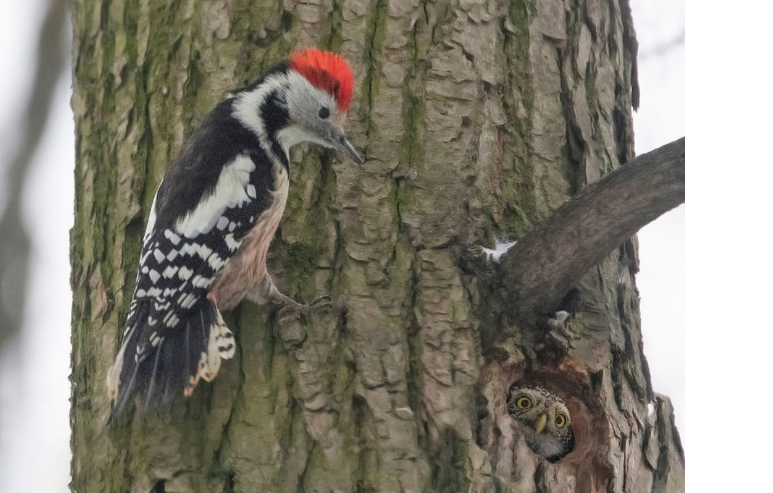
515, 396, 532, 409
555, 413, 567, 428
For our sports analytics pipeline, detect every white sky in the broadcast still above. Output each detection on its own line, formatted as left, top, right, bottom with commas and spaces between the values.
630, 0, 685, 437
0, 1, 684, 490
688, 2, 773, 488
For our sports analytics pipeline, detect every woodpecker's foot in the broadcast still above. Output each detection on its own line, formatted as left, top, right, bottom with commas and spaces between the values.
272, 295, 336, 346
307, 295, 333, 309
273, 302, 309, 346
275, 309, 303, 346
274, 295, 333, 324
275, 305, 302, 332
249, 275, 332, 310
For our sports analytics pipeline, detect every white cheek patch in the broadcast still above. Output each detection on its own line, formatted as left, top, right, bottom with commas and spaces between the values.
232, 73, 288, 139
276, 126, 330, 156
232, 69, 339, 161
279, 71, 339, 156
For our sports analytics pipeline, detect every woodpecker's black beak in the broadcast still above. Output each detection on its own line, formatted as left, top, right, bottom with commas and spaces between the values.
340, 136, 364, 165
331, 129, 364, 165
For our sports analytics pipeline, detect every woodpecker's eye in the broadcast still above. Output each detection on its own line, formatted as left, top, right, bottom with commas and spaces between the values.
318, 106, 330, 119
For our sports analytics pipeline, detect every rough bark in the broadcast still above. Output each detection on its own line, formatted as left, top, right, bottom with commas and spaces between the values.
70, 0, 684, 492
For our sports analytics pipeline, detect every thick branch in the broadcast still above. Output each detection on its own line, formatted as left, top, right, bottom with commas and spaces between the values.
500, 137, 685, 325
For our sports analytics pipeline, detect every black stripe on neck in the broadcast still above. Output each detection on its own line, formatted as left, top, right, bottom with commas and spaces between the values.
260, 90, 290, 169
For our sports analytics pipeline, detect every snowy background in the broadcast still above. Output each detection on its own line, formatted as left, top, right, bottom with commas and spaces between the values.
0, 1, 684, 490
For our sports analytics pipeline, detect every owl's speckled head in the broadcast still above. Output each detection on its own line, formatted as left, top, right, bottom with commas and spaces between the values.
507, 385, 575, 463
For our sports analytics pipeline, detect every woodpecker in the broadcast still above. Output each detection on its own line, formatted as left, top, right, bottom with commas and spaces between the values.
107, 49, 362, 415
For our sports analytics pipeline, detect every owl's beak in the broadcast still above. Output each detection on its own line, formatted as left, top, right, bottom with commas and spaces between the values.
535, 414, 548, 434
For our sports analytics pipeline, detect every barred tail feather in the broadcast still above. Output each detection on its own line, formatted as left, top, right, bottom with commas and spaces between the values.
107, 301, 235, 417
184, 307, 236, 396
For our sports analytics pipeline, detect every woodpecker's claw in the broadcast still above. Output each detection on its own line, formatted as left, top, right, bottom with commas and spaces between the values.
308, 295, 332, 308
272, 296, 334, 345
276, 305, 301, 325
275, 295, 332, 322
275, 295, 333, 329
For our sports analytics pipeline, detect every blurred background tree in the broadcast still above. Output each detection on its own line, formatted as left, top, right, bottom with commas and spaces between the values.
0, 0, 67, 351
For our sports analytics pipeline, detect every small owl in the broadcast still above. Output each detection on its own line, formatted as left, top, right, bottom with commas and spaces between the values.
506, 385, 575, 463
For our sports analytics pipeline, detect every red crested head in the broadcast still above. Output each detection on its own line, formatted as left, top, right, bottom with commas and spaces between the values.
289, 48, 355, 113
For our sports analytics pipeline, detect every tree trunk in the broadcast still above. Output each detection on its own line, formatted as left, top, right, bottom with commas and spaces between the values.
70, 0, 684, 492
